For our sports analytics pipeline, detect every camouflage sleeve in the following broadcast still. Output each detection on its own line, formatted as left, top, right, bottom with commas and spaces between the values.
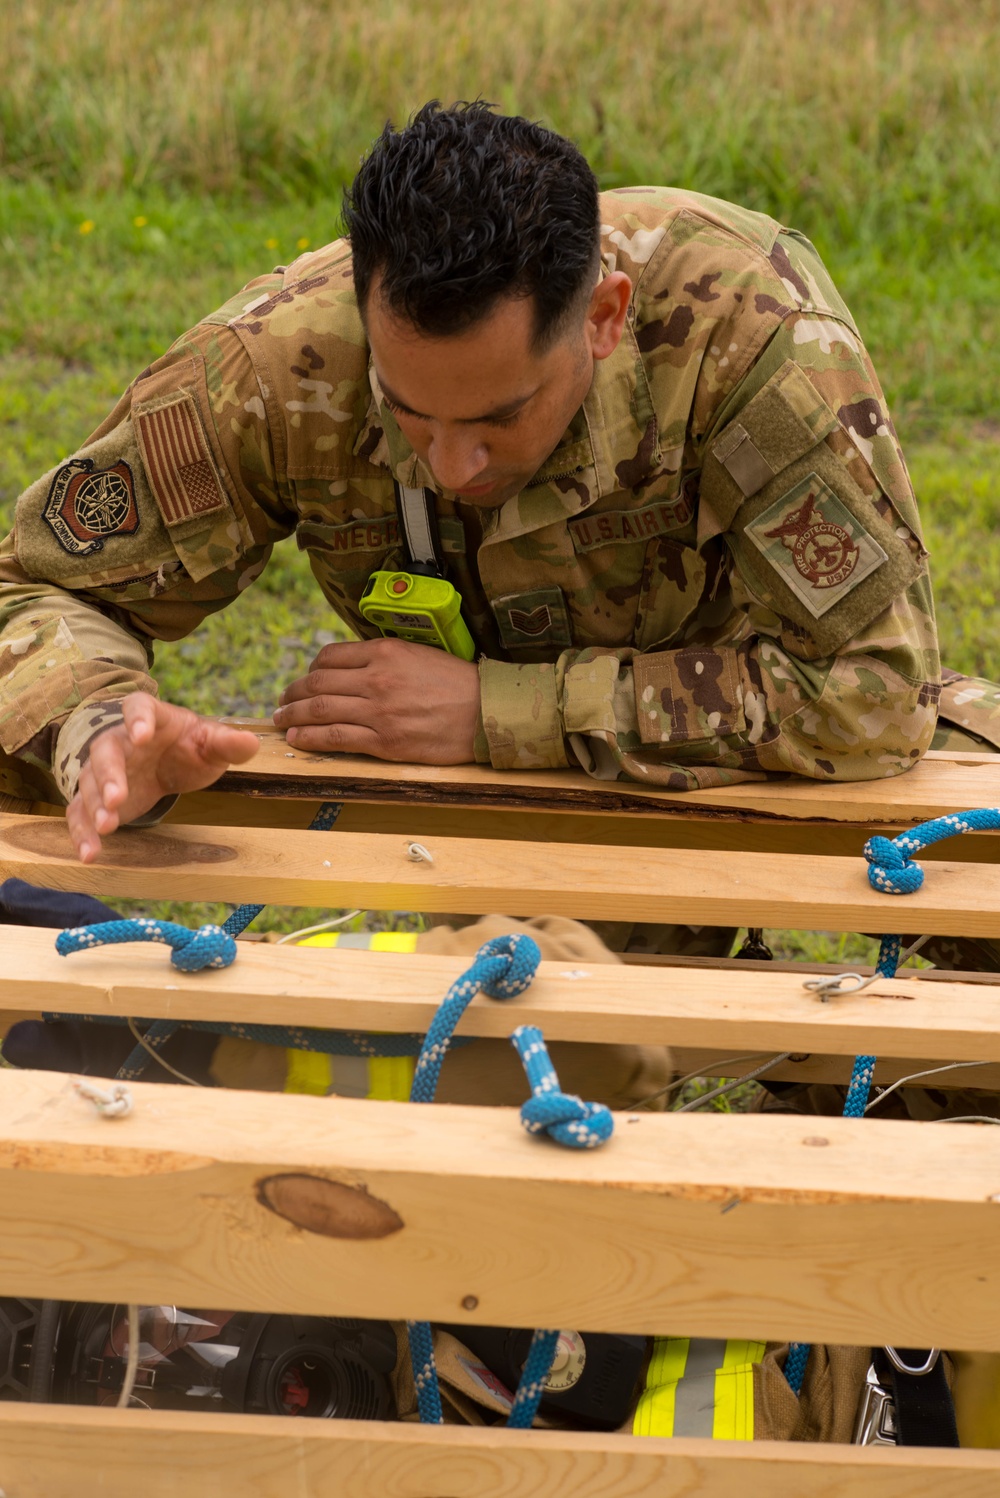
479, 313, 940, 791
0, 298, 293, 805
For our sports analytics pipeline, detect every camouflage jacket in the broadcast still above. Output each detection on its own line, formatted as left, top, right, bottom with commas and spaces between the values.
0, 187, 966, 804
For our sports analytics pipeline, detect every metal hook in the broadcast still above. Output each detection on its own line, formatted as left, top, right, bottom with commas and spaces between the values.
884, 1346, 940, 1377
803, 971, 876, 1001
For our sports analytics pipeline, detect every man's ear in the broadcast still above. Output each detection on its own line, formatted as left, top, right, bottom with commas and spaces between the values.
587, 271, 633, 361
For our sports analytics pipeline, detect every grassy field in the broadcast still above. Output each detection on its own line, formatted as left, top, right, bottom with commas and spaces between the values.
2, 0, 998, 975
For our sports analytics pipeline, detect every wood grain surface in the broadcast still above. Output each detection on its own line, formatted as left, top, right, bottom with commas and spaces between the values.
213, 727, 1000, 824
2, 813, 1000, 934
0, 1406, 997, 1498
2, 924, 1000, 1064
3, 1069, 1000, 1349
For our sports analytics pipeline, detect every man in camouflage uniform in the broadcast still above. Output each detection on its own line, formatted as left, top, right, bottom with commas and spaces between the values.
1, 102, 997, 874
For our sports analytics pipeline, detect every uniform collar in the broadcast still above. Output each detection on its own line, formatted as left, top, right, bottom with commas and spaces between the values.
352, 317, 660, 523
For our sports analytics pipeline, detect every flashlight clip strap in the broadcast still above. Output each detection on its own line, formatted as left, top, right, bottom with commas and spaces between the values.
395, 481, 445, 578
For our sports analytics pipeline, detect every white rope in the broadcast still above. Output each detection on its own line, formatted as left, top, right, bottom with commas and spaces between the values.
117, 1303, 141, 1408
675, 1053, 792, 1112
126, 1019, 202, 1087
864, 1059, 992, 1113
407, 842, 434, 864
632, 1053, 777, 1110
275, 909, 363, 945
803, 935, 932, 1001
73, 1078, 134, 1118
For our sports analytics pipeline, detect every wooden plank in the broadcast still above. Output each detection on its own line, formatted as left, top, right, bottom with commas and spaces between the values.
3, 1068, 1000, 1349
4, 926, 1000, 1064
1, 1407, 998, 1498
2, 811, 999, 935
167, 791, 1000, 863
215, 728, 1000, 825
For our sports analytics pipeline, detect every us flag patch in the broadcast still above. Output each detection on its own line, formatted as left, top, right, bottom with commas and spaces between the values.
134, 394, 228, 526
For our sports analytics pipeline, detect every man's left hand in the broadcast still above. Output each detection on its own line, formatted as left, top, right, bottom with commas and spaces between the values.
273, 637, 480, 763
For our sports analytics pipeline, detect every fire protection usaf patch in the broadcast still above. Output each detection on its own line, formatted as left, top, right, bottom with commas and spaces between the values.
744, 473, 887, 618
42, 457, 139, 557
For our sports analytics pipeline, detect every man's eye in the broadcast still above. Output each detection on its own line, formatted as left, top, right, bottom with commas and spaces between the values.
488, 412, 521, 429
383, 396, 423, 420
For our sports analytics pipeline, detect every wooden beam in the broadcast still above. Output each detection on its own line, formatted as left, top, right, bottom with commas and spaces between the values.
3, 926, 1000, 1064
2, 814, 1000, 934
3, 1068, 1000, 1349
166, 792, 1000, 863
213, 728, 1000, 825
1, 1406, 997, 1498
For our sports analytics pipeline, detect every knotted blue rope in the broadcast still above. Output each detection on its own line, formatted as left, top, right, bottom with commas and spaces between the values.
409, 932, 541, 1104
785, 806, 1000, 1395
512, 1025, 614, 1149
864, 808, 1000, 895
56, 917, 236, 971
404, 935, 614, 1428
116, 799, 342, 1077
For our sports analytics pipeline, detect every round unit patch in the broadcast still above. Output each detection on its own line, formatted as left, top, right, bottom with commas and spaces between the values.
43, 457, 139, 557
790, 517, 859, 589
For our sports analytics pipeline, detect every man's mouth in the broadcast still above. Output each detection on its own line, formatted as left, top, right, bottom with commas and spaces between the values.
454, 481, 496, 497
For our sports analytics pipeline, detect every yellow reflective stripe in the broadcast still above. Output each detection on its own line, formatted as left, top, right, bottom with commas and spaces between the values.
369, 932, 420, 952
721, 1339, 766, 1370
632, 1338, 689, 1436
295, 932, 420, 951
284, 1049, 333, 1095
712, 1363, 756, 1440
366, 1056, 415, 1100
285, 931, 419, 1095
646, 1336, 690, 1388
633, 1337, 762, 1440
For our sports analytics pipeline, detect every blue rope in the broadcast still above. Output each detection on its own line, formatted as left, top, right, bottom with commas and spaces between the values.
512, 1025, 614, 1149
785, 806, 1000, 1394
403, 935, 613, 1428
48, 793, 470, 1066
221, 799, 344, 939
56, 918, 236, 971
405, 1318, 443, 1426
43, 992, 455, 1059
409, 932, 541, 1103
865, 808, 1000, 894
116, 800, 342, 1077
506, 1330, 563, 1429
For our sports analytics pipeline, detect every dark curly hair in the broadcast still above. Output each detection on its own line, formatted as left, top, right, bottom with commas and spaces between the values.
344, 101, 600, 349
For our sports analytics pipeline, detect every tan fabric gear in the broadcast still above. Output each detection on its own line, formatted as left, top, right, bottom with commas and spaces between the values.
753, 1344, 871, 1443
211, 913, 674, 1109
951, 1351, 1000, 1448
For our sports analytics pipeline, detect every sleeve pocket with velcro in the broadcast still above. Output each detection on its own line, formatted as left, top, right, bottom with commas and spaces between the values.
700, 360, 924, 654
15, 357, 244, 592
131, 357, 247, 582
633, 647, 746, 747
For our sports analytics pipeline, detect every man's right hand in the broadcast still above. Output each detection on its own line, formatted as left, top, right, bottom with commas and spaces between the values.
66, 693, 260, 864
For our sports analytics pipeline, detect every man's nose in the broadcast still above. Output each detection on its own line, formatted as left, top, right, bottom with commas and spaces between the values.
426, 428, 489, 491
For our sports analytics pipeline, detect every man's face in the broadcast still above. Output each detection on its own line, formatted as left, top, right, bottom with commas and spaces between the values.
364, 286, 596, 508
